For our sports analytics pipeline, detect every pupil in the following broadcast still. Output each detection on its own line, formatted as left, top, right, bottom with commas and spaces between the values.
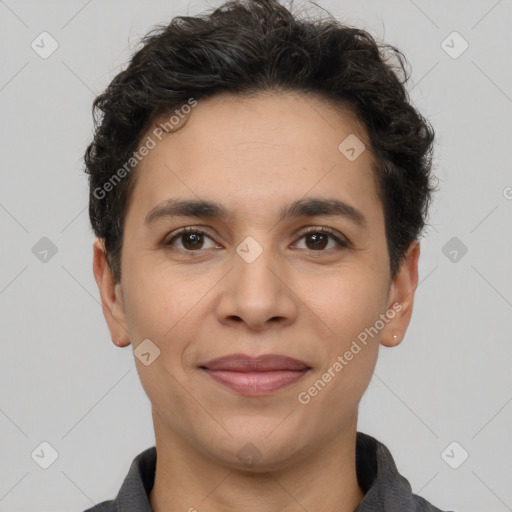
308, 233, 326, 249
185, 233, 202, 248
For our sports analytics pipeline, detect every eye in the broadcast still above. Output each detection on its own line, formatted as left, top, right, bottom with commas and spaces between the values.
294, 227, 349, 251
163, 227, 219, 252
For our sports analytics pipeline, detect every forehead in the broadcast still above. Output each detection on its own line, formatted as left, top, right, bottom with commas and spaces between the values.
126, 91, 382, 227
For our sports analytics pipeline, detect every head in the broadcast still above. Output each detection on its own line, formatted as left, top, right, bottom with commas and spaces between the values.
87, 0, 436, 469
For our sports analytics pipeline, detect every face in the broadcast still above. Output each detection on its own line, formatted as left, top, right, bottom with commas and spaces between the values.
94, 91, 419, 470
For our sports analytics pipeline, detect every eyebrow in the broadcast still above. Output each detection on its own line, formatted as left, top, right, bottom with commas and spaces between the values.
144, 197, 367, 229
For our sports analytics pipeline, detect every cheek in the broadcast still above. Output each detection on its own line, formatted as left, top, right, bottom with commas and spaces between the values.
296, 267, 386, 391
122, 268, 201, 420
301, 266, 388, 345
296, 275, 385, 422
122, 250, 171, 328
121, 259, 212, 359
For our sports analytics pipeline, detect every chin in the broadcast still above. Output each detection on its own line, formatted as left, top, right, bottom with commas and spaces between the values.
204, 428, 307, 472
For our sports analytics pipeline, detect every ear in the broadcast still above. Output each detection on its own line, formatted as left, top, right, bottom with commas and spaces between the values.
92, 238, 131, 347
381, 240, 420, 348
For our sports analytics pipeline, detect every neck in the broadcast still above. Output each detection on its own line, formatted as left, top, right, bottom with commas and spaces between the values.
149, 412, 364, 512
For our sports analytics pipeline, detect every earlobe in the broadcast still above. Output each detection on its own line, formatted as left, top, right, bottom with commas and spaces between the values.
382, 330, 401, 348
380, 240, 420, 348
92, 238, 131, 348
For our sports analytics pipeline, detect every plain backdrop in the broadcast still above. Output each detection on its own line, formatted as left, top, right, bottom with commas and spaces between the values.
0, 1, 511, 511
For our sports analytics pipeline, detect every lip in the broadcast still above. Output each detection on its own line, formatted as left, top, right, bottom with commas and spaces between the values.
199, 353, 311, 397
200, 353, 310, 372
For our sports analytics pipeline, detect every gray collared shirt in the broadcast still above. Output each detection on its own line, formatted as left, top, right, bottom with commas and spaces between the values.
82, 432, 452, 511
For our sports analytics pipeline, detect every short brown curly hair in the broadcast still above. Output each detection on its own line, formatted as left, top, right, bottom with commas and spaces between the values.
84, 0, 436, 284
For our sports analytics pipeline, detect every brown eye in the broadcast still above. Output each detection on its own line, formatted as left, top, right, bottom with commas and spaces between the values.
304, 232, 329, 250
295, 227, 349, 251
180, 232, 205, 250
164, 228, 218, 251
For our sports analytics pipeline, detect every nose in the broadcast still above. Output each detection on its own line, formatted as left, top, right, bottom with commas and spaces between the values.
215, 240, 298, 331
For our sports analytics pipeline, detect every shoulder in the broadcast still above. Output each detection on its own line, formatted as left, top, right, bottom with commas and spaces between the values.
355, 432, 453, 512
79, 446, 157, 512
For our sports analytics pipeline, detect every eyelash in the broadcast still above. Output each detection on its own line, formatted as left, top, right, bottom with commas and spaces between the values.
162, 226, 350, 253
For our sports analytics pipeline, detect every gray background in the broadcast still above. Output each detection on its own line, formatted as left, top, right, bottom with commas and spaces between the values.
1, 0, 511, 511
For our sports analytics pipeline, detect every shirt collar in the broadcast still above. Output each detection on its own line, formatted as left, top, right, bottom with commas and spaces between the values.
105, 432, 447, 512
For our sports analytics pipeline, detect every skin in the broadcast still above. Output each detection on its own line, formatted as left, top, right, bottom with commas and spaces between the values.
93, 91, 419, 512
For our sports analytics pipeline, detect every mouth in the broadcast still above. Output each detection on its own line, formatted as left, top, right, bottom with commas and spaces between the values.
198, 353, 311, 397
